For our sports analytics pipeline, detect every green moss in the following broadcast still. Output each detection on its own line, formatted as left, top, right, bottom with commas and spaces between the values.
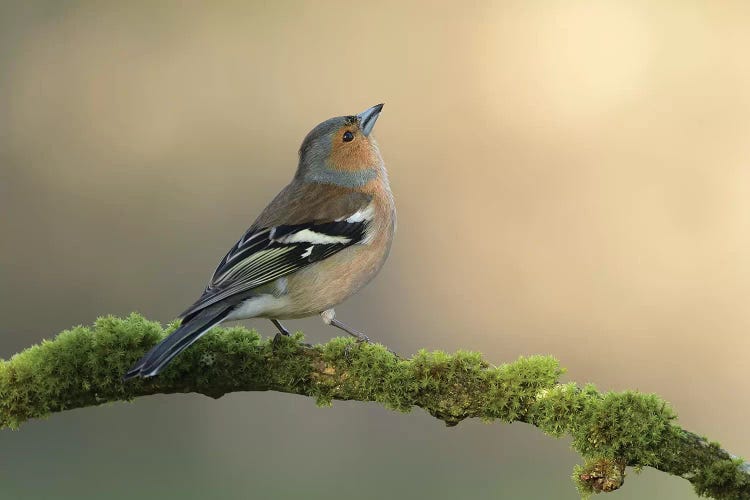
692, 454, 750, 499
1, 313, 749, 499
0, 313, 164, 428
572, 391, 676, 465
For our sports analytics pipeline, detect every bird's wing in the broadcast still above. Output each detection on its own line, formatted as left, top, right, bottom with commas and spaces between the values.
180, 183, 373, 321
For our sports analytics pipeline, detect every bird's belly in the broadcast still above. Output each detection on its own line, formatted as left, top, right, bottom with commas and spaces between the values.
225, 294, 291, 321
275, 243, 388, 319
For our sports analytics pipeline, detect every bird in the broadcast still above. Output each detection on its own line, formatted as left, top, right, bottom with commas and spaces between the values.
124, 103, 394, 380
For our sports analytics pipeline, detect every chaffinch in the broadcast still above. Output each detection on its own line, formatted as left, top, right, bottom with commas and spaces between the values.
124, 104, 394, 380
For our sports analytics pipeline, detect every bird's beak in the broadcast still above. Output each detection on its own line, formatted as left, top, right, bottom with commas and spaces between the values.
357, 103, 384, 137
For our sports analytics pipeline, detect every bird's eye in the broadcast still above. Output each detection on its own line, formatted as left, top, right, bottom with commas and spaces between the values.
343, 131, 354, 142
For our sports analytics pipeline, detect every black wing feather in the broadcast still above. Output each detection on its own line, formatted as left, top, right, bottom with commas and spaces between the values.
180, 216, 369, 322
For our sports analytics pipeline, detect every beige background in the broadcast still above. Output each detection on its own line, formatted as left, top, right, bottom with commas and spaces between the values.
2, 2, 750, 499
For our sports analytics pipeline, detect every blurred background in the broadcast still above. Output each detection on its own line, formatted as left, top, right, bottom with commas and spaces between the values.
2, 1, 750, 498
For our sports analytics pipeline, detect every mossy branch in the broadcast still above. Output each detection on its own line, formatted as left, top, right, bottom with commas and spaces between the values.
1, 314, 748, 498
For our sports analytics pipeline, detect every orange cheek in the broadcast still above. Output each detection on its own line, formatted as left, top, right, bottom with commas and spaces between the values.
328, 133, 376, 172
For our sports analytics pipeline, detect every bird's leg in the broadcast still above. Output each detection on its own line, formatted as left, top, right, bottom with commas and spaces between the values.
320, 309, 398, 358
270, 319, 310, 349
331, 318, 371, 343
320, 309, 370, 343
271, 319, 291, 336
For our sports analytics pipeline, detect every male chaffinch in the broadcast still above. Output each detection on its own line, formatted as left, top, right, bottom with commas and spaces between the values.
124, 104, 394, 380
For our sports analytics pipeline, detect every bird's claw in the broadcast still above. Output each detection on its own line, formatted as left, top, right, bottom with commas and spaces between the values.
343, 341, 358, 359
271, 332, 311, 351
342, 335, 400, 359
271, 332, 285, 351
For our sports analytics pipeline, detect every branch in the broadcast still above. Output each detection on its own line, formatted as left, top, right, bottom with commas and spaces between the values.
1, 314, 748, 498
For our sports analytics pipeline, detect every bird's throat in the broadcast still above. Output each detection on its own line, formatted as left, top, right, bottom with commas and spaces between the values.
304, 166, 378, 188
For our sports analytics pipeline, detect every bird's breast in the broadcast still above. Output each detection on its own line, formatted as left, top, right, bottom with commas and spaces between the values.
271, 177, 395, 319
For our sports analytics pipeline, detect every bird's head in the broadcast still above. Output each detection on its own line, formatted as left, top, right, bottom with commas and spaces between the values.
297, 104, 385, 188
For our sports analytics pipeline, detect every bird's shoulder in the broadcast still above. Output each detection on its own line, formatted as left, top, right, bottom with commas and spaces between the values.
252, 181, 373, 228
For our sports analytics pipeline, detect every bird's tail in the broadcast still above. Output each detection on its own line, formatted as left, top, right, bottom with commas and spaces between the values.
123, 305, 231, 381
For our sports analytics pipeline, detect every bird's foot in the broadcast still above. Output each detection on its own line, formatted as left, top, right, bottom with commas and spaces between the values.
343, 339, 361, 359
270, 319, 311, 350
271, 331, 311, 351
271, 331, 286, 348
326, 316, 399, 358
342, 335, 400, 359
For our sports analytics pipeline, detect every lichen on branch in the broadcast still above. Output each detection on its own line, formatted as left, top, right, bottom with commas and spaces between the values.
1, 314, 748, 499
